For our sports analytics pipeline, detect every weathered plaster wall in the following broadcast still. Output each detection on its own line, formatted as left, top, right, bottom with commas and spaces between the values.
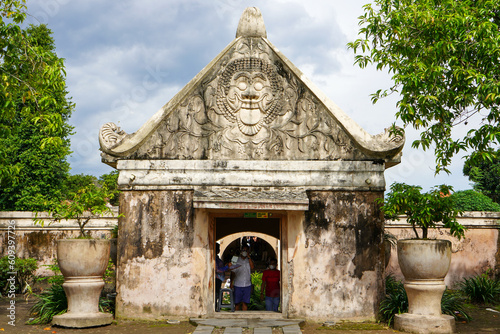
116, 190, 209, 319
286, 191, 384, 321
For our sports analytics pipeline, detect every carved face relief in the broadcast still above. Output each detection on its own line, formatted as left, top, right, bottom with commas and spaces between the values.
227, 71, 272, 135
217, 58, 282, 136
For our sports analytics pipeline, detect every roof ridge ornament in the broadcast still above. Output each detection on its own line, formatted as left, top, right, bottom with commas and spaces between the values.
236, 7, 267, 38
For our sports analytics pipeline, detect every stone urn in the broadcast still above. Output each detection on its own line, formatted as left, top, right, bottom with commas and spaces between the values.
394, 239, 455, 334
52, 239, 113, 328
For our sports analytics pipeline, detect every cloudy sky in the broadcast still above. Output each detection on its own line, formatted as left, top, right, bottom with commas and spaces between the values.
24, 0, 475, 191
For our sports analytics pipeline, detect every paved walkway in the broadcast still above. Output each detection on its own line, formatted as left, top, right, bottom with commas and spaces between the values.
191, 318, 302, 334
193, 325, 301, 334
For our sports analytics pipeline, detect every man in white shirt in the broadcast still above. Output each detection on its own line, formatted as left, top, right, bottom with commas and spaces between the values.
230, 246, 254, 310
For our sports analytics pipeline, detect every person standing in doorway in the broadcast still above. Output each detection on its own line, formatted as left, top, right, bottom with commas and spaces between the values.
261, 258, 280, 312
230, 245, 254, 311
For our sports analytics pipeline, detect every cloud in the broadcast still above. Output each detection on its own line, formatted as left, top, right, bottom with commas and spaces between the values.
24, 0, 472, 191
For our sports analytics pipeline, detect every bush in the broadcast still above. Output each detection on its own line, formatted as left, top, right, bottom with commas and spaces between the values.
249, 272, 265, 310
379, 275, 408, 325
36, 261, 64, 286
379, 275, 471, 326
441, 290, 472, 322
452, 190, 500, 212
0, 256, 38, 294
27, 283, 67, 324
459, 272, 500, 304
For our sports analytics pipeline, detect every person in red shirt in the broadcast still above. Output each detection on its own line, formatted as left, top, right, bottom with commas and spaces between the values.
260, 258, 280, 312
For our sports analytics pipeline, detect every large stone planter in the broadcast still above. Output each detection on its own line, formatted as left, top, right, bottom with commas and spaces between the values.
52, 239, 113, 328
394, 239, 455, 334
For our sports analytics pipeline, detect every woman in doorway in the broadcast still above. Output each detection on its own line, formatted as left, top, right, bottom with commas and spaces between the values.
260, 258, 280, 312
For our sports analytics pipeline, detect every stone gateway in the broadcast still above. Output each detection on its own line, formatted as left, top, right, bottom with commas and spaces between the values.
99, 7, 404, 321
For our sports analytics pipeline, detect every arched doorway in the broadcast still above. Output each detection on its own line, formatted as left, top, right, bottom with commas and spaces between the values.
218, 232, 279, 269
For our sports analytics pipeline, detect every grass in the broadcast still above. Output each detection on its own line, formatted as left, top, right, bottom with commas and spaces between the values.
316, 322, 387, 330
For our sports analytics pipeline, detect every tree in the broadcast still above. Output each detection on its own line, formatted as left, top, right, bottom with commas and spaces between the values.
463, 149, 500, 203
0, 4, 74, 211
98, 170, 120, 206
451, 189, 500, 211
348, 0, 500, 173
38, 183, 115, 238
379, 182, 465, 239
63, 174, 98, 198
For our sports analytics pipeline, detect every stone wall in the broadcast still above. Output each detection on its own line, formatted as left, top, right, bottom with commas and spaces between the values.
115, 190, 209, 319
285, 191, 384, 321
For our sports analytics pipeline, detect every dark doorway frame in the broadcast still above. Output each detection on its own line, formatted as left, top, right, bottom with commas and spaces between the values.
210, 211, 286, 315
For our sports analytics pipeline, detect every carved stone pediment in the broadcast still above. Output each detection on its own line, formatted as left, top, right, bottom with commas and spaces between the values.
99, 7, 404, 166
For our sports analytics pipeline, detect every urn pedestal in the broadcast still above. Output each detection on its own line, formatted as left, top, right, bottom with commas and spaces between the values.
394, 239, 455, 334
52, 239, 113, 328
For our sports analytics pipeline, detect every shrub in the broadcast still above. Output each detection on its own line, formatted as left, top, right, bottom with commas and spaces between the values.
459, 272, 500, 304
0, 256, 38, 294
380, 182, 465, 239
249, 272, 265, 310
441, 290, 472, 322
451, 190, 500, 212
379, 275, 408, 325
27, 284, 67, 324
36, 261, 64, 286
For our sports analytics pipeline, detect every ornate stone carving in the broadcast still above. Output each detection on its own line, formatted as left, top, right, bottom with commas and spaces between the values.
99, 122, 127, 150
376, 127, 404, 143
194, 189, 308, 202
131, 37, 364, 161
216, 58, 283, 136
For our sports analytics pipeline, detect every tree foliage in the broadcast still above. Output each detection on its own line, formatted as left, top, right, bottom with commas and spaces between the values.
0, 1, 74, 210
463, 149, 500, 203
379, 182, 465, 239
98, 170, 120, 206
62, 173, 98, 198
37, 183, 115, 238
451, 189, 500, 212
349, 0, 500, 173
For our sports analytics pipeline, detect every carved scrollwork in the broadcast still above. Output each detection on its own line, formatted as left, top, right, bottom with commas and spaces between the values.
375, 127, 405, 144
99, 122, 127, 150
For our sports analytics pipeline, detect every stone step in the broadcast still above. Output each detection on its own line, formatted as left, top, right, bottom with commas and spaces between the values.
282, 325, 301, 334
224, 327, 243, 334
194, 325, 215, 334
253, 327, 273, 334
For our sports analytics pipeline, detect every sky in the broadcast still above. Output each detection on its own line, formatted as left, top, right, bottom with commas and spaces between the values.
24, 0, 476, 191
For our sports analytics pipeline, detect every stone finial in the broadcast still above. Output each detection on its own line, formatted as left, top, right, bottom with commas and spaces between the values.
236, 7, 267, 38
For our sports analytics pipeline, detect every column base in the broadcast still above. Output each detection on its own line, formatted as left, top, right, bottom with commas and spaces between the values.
52, 312, 113, 328
394, 313, 455, 334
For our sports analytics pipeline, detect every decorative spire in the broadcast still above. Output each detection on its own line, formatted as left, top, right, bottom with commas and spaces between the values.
236, 7, 267, 38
